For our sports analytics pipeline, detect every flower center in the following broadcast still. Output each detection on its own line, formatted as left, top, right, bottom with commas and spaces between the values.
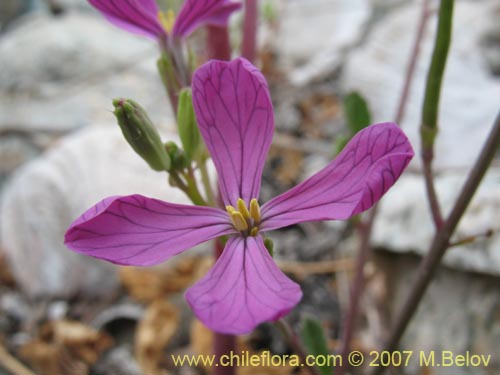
226, 198, 261, 237
158, 9, 175, 33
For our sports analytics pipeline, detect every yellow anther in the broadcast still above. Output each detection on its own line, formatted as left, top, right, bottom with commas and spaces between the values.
250, 227, 259, 237
231, 212, 249, 232
237, 198, 251, 219
226, 205, 236, 214
250, 198, 261, 223
158, 9, 175, 33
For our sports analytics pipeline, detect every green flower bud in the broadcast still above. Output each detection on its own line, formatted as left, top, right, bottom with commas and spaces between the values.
177, 88, 203, 162
113, 99, 171, 171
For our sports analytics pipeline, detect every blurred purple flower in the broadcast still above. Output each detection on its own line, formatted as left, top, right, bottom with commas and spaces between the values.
65, 58, 414, 334
88, 0, 241, 40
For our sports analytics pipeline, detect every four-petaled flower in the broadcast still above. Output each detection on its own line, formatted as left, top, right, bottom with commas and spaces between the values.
88, 0, 241, 40
65, 58, 414, 334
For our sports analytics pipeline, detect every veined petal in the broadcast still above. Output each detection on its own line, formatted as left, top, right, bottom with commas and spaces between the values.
173, 0, 241, 38
260, 123, 414, 231
186, 236, 302, 334
88, 0, 164, 39
192, 58, 274, 206
65, 195, 234, 266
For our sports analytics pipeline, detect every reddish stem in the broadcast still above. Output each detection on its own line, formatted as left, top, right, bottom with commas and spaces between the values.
207, 25, 232, 60
336, 2, 431, 374
242, 0, 258, 62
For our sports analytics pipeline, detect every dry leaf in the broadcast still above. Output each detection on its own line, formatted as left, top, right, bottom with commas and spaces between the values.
120, 256, 213, 303
20, 320, 112, 375
0, 251, 15, 286
268, 145, 304, 185
299, 94, 341, 137
135, 300, 180, 375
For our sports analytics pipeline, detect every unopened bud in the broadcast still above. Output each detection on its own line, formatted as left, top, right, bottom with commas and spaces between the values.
177, 88, 203, 162
113, 99, 170, 171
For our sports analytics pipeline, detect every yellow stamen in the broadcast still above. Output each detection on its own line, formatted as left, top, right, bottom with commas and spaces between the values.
158, 9, 175, 33
250, 198, 261, 223
231, 212, 249, 232
250, 227, 259, 237
237, 198, 251, 219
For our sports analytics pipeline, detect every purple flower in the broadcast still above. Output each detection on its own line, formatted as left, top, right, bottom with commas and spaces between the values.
65, 58, 414, 334
88, 0, 241, 40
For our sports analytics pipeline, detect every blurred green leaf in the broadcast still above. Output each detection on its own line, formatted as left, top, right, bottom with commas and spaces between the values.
343, 91, 371, 134
334, 135, 349, 155
301, 317, 333, 375
264, 237, 274, 257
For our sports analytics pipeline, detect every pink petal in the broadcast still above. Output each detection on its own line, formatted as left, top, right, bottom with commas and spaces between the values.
65, 195, 234, 266
173, 0, 241, 38
88, 0, 164, 39
186, 236, 302, 334
192, 58, 274, 206
260, 123, 414, 231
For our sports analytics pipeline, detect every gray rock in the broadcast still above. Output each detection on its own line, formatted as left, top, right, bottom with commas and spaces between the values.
0, 12, 171, 132
373, 169, 500, 276
269, 0, 371, 85
0, 126, 201, 298
372, 252, 500, 375
0, 0, 27, 30
342, 0, 500, 170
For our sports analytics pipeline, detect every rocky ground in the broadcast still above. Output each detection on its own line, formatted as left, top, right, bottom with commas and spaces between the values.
0, 0, 499, 374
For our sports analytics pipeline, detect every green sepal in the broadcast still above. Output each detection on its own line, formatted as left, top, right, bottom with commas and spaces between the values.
177, 88, 203, 162
157, 53, 178, 95
301, 317, 333, 375
165, 141, 188, 171
343, 91, 371, 134
264, 237, 274, 257
113, 98, 171, 171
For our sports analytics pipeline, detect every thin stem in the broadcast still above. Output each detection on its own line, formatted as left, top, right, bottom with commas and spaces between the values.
422, 148, 444, 228
242, 0, 258, 62
184, 169, 208, 206
420, 0, 455, 228
336, 1, 431, 373
420, 0, 454, 148
274, 320, 322, 375
448, 228, 496, 248
206, 26, 232, 60
338, 208, 377, 375
371, 112, 500, 375
395, 0, 431, 125
199, 160, 216, 206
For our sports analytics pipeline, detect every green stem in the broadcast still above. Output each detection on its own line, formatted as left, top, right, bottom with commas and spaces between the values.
420, 0, 454, 229
184, 169, 207, 206
420, 0, 454, 150
199, 159, 216, 207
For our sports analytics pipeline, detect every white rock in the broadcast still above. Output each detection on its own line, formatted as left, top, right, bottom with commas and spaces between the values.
272, 0, 371, 85
0, 12, 171, 132
373, 168, 500, 276
0, 126, 210, 297
342, 0, 500, 170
